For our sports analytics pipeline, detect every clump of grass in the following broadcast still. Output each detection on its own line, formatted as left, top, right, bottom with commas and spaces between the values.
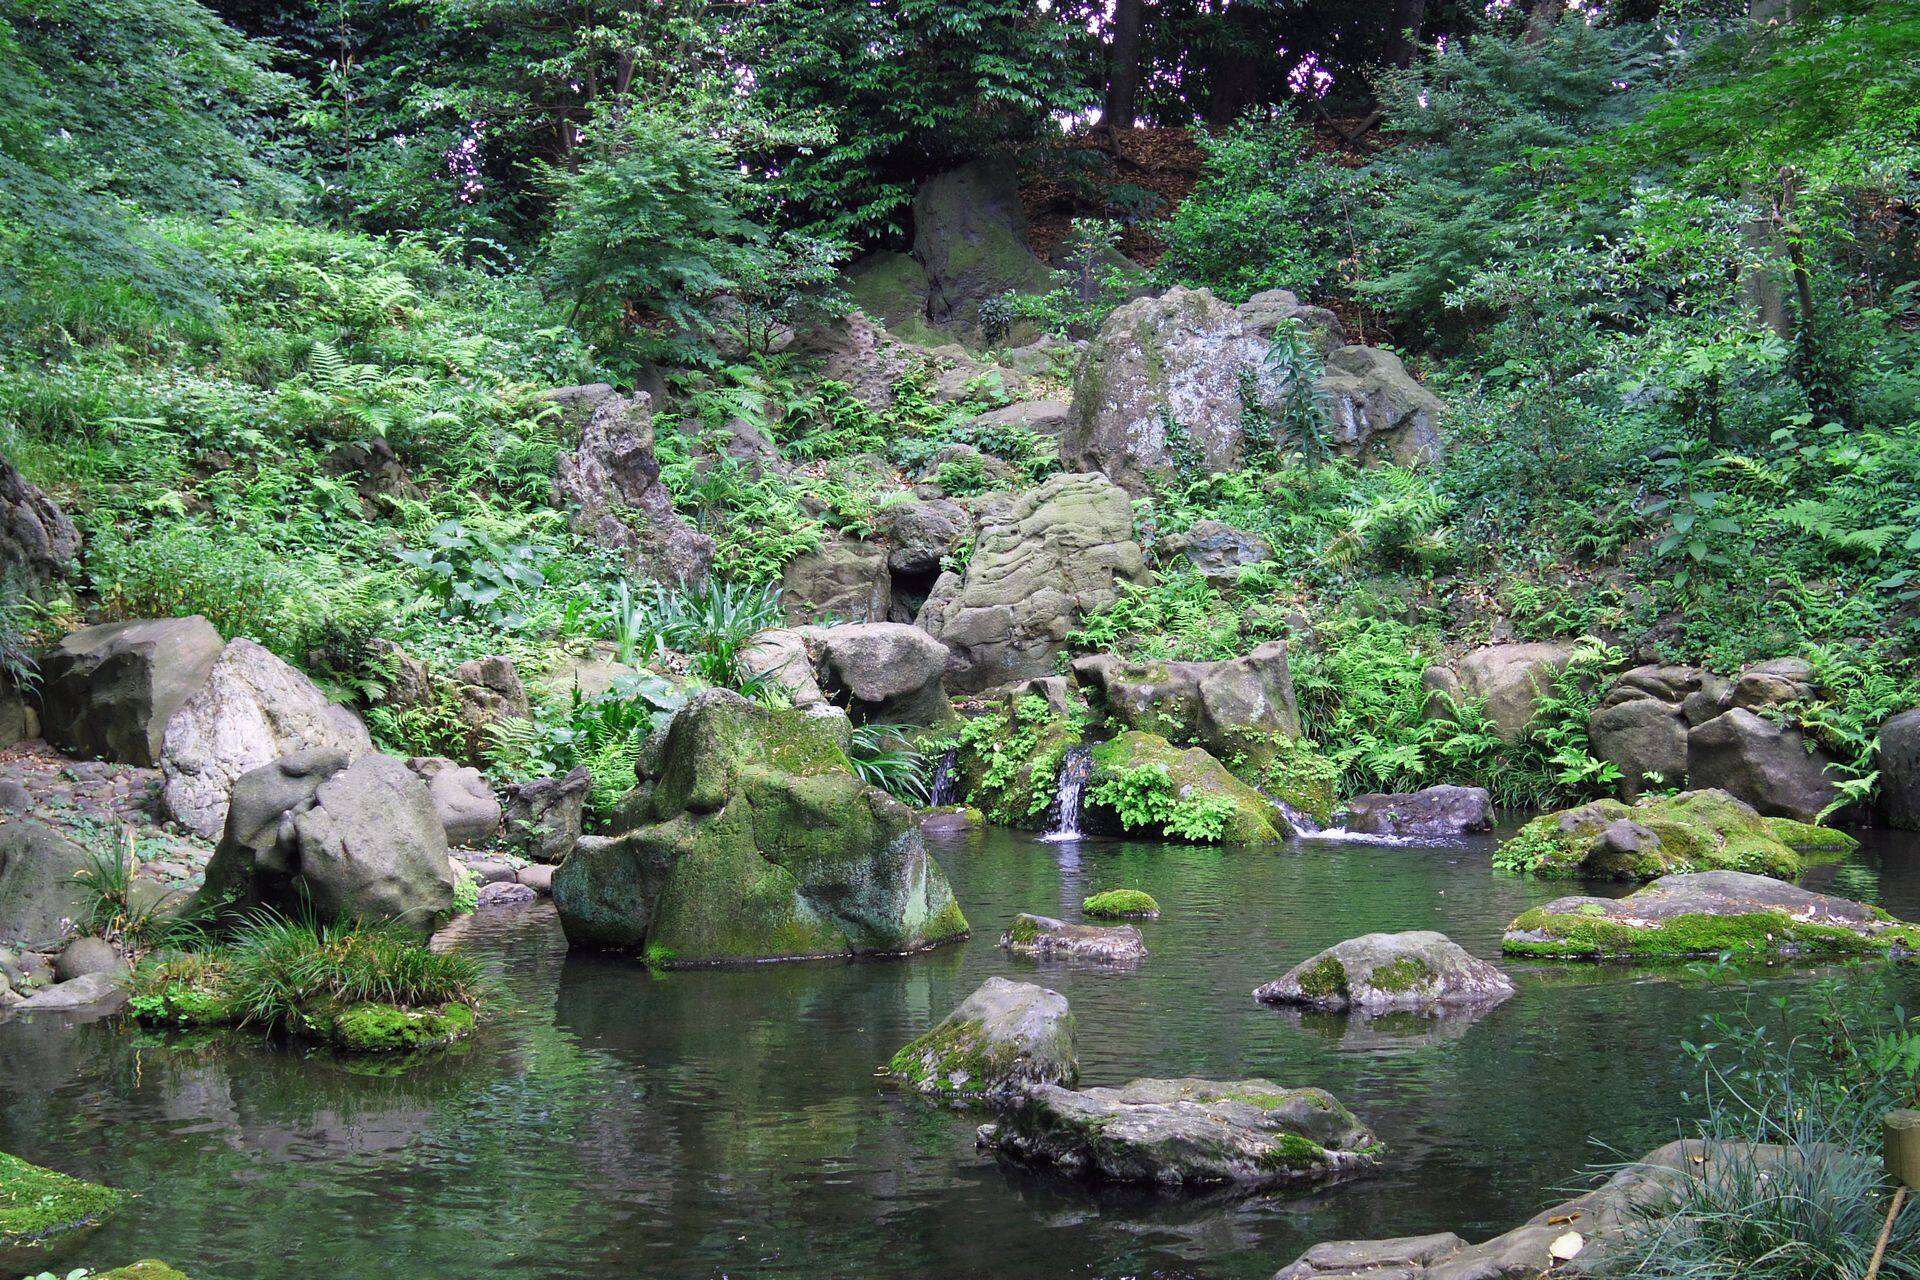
219, 915, 482, 1031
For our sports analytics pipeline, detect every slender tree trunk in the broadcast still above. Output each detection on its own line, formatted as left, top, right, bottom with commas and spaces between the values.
1522, 0, 1564, 44
1103, 0, 1147, 133
1387, 0, 1427, 68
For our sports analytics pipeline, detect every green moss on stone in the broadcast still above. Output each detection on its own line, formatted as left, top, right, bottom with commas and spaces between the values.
96, 1262, 193, 1279
1087, 732, 1286, 844
1083, 889, 1160, 919
0, 1151, 124, 1246
1257, 1133, 1330, 1172
325, 1001, 477, 1052
1502, 906, 1920, 960
1006, 914, 1044, 945
1296, 956, 1349, 1001
1366, 955, 1436, 994
1496, 790, 1823, 882
887, 1018, 1020, 1101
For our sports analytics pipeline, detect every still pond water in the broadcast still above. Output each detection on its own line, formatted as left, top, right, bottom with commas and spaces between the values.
7, 824, 1920, 1280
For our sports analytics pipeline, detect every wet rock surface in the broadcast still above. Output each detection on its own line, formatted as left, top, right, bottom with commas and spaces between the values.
1254, 931, 1514, 1013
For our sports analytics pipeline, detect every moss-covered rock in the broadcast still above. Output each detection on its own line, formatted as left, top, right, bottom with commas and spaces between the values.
1085, 732, 1290, 844
316, 1001, 476, 1051
555, 690, 969, 965
1502, 870, 1920, 960
1001, 913, 1147, 963
1494, 788, 1855, 881
0, 1151, 123, 1247
96, 1262, 193, 1279
1082, 889, 1160, 920
1255, 931, 1515, 1012
887, 976, 1077, 1104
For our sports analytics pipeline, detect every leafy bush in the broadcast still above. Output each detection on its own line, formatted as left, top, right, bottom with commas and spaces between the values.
1088, 763, 1237, 843
396, 519, 548, 628
848, 723, 931, 804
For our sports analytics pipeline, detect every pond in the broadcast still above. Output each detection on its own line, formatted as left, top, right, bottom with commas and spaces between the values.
7, 824, 1920, 1280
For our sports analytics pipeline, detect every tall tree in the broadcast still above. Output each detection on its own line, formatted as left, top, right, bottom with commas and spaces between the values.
1102, 0, 1147, 130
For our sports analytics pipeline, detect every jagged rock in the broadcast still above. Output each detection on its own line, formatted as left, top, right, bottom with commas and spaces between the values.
158, 638, 373, 840
501, 767, 591, 864
193, 752, 454, 936
1159, 519, 1272, 586
918, 472, 1146, 691
875, 497, 972, 579
977, 1077, 1380, 1188
995, 674, 1077, 717
911, 161, 1054, 343
552, 690, 968, 963
968, 399, 1072, 440
1687, 707, 1848, 823
1001, 913, 1147, 963
810, 311, 916, 409
1339, 786, 1493, 839
887, 976, 1078, 1104
1879, 708, 1920, 830
552, 390, 714, 586
1502, 869, 1918, 959
1236, 289, 1347, 353
1071, 642, 1301, 768
781, 536, 891, 625
0, 820, 92, 950
454, 655, 528, 765
40, 617, 225, 766
1254, 931, 1513, 1012
1084, 732, 1293, 844
407, 757, 500, 848
1499, 788, 1851, 881
0, 453, 80, 593
1422, 642, 1576, 743
1317, 345, 1444, 466
368, 638, 437, 714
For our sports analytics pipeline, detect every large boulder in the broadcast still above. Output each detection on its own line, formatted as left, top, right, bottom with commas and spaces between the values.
0, 453, 80, 593
1158, 519, 1272, 586
1236, 289, 1346, 353
1338, 786, 1493, 839
406, 757, 500, 848
1423, 642, 1576, 743
1879, 708, 1920, 830
454, 655, 529, 765
977, 1077, 1380, 1188
887, 976, 1077, 1104
552, 391, 714, 586
1071, 641, 1301, 768
1687, 707, 1849, 823
158, 638, 373, 840
0, 819, 92, 950
803, 623, 953, 726
193, 751, 455, 935
1498, 788, 1852, 881
1587, 664, 1729, 798
1502, 870, 1919, 959
1254, 931, 1514, 1012
844, 251, 936, 344
552, 690, 969, 963
911, 161, 1054, 343
781, 537, 891, 625
1001, 913, 1147, 964
1316, 345, 1444, 467
501, 766, 592, 864
40, 617, 225, 766
918, 472, 1146, 691
1084, 732, 1292, 844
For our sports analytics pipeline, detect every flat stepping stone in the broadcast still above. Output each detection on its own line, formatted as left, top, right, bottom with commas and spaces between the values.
1255, 931, 1514, 1012
1, 1150, 124, 1247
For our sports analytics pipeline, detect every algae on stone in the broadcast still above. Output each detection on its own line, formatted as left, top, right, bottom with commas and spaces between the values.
887, 976, 1077, 1104
1085, 732, 1291, 844
0, 1151, 124, 1247
1494, 788, 1854, 881
1083, 889, 1160, 919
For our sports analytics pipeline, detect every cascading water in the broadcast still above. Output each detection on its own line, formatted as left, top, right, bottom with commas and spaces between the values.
1271, 796, 1323, 837
929, 750, 959, 807
1038, 746, 1094, 842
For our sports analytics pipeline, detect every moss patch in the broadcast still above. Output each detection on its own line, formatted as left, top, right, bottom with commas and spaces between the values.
1502, 906, 1920, 960
0, 1151, 124, 1246
1494, 789, 1828, 881
1086, 732, 1286, 844
1366, 955, 1436, 994
321, 1001, 477, 1052
1296, 956, 1350, 1001
1083, 889, 1160, 919
97, 1262, 193, 1279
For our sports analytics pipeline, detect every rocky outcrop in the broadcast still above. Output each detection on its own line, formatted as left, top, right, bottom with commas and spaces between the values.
1687, 707, 1848, 823
911, 161, 1054, 343
1, 455, 79, 595
1502, 869, 1918, 959
158, 638, 373, 840
501, 767, 591, 863
1879, 708, 1920, 830
782, 536, 891, 625
454, 655, 529, 765
918, 472, 1146, 691
977, 1077, 1380, 1188
552, 390, 714, 586
887, 976, 1078, 1104
1159, 519, 1272, 586
1071, 641, 1300, 768
1423, 642, 1575, 743
552, 691, 968, 963
406, 757, 500, 848
1085, 732, 1293, 844
1499, 788, 1852, 881
1339, 786, 1493, 839
803, 623, 953, 725
1237, 289, 1346, 352
193, 750, 455, 935
1001, 913, 1147, 963
40, 617, 226, 766
0, 820, 92, 950
1317, 346, 1444, 466
1254, 931, 1514, 1012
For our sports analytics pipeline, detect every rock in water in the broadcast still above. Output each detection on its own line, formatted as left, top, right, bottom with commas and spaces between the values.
977, 1077, 1380, 1188
0, 1150, 124, 1247
159, 638, 373, 839
40, 617, 226, 766
1497, 788, 1853, 881
1071, 642, 1302, 769
0, 820, 92, 950
1254, 931, 1514, 1012
1503, 870, 1920, 959
887, 976, 1077, 1104
1083, 732, 1293, 844
1002, 913, 1148, 963
917, 472, 1146, 691
1687, 707, 1850, 823
553, 690, 968, 964
1339, 786, 1493, 839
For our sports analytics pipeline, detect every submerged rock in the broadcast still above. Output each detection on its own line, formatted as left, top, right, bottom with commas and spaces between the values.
553, 690, 968, 964
1082, 889, 1161, 920
1496, 788, 1853, 881
1502, 870, 1920, 960
1254, 931, 1514, 1013
977, 1077, 1380, 1188
887, 976, 1077, 1104
0, 1149, 123, 1247
1339, 785, 1493, 840
1002, 913, 1147, 963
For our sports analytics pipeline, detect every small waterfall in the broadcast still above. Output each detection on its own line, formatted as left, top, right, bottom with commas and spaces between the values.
1039, 746, 1094, 843
929, 750, 959, 807
1272, 796, 1323, 837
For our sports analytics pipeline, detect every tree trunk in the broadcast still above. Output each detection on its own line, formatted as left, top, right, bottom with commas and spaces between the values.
1387, 0, 1427, 68
1522, 0, 1564, 44
1103, 0, 1147, 132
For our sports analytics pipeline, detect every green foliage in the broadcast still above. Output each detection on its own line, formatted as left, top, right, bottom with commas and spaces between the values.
1004, 218, 1148, 337
847, 723, 931, 804
1087, 762, 1237, 843
396, 520, 547, 627
953, 695, 1083, 826
485, 673, 684, 817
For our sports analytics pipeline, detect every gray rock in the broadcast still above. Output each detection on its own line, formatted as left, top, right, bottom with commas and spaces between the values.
0, 677, 30, 749
1591, 696, 1689, 800
781, 536, 891, 625
887, 976, 1077, 1104
1878, 708, 1920, 831
1423, 642, 1576, 743
874, 497, 972, 580
1339, 786, 1493, 839
323, 436, 420, 505
159, 637, 374, 839
804, 623, 953, 725
501, 767, 592, 864
1160, 519, 1272, 586
1072, 642, 1301, 767
459, 856, 516, 885
1317, 345, 1444, 467
0, 451, 80, 592
0, 779, 31, 812
968, 399, 1071, 440
15, 970, 128, 1013
1254, 931, 1514, 1012
998, 333, 1081, 377
911, 161, 1054, 343
918, 473, 1146, 691
454, 655, 529, 766
408, 757, 500, 848
53, 936, 125, 983
1273, 1233, 1466, 1280
978, 1076, 1380, 1188
1236, 289, 1347, 353
809, 310, 916, 409
0, 820, 92, 950
515, 863, 554, 895
1002, 913, 1146, 964
740, 629, 827, 709
1729, 656, 1818, 710
476, 880, 536, 909
553, 390, 714, 586
1687, 708, 1846, 822
40, 616, 225, 766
